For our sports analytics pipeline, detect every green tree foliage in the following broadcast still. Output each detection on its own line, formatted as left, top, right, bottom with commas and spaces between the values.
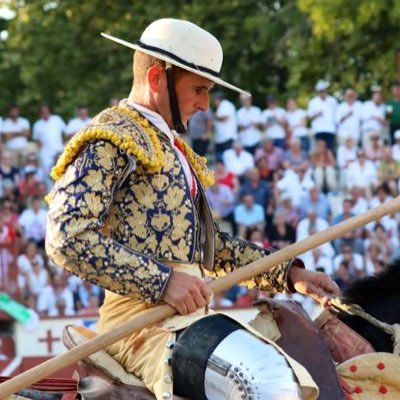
0, 0, 398, 119
295, 0, 400, 99
0, 0, 309, 118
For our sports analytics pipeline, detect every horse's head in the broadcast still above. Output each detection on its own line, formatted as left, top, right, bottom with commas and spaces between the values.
339, 260, 400, 352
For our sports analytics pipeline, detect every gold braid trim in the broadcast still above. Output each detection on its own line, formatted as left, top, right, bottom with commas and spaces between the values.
174, 137, 215, 188
50, 108, 164, 181
117, 105, 215, 188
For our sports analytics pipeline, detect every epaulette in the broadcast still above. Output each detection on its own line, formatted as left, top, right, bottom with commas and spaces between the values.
50, 106, 164, 181
50, 106, 215, 188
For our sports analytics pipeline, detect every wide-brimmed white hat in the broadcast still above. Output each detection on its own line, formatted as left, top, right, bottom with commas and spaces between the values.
102, 18, 249, 95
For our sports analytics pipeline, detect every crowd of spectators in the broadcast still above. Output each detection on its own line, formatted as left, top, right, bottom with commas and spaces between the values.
196, 80, 400, 314
1, 79, 400, 319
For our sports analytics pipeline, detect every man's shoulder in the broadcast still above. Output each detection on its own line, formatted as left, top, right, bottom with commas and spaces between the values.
50, 106, 164, 181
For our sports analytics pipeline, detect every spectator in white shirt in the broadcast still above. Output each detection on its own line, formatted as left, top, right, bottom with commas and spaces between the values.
17, 240, 44, 275
361, 88, 386, 148
392, 130, 400, 161
22, 259, 49, 297
37, 275, 75, 317
260, 95, 287, 149
335, 88, 362, 145
33, 104, 66, 186
337, 136, 358, 189
222, 141, 254, 178
346, 149, 378, 198
18, 196, 48, 248
1, 104, 32, 166
307, 80, 338, 151
350, 186, 369, 215
286, 98, 309, 151
333, 244, 364, 277
236, 94, 262, 154
212, 92, 238, 161
65, 106, 91, 141
296, 209, 334, 257
300, 248, 334, 276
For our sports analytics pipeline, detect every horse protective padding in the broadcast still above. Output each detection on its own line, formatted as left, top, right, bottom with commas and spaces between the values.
315, 310, 376, 363
337, 352, 400, 399
252, 298, 345, 400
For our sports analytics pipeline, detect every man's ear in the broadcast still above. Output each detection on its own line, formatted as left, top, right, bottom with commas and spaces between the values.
147, 65, 164, 93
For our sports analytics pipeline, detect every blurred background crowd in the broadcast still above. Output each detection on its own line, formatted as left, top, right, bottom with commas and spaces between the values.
1, 79, 400, 319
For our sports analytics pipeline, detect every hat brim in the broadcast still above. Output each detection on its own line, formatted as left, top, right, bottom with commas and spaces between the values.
101, 33, 250, 96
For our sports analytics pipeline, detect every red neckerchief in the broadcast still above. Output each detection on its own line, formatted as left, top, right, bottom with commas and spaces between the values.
174, 138, 197, 198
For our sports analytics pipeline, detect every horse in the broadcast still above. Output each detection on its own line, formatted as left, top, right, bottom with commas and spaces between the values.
6, 263, 400, 400
339, 260, 400, 352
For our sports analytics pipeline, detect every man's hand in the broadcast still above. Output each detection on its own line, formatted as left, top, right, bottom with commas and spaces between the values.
288, 267, 340, 307
162, 271, 212, 315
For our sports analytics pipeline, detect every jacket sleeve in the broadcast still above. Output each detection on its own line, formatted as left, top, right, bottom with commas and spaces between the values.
45, 140, 171, 304
207, 227, 303, 293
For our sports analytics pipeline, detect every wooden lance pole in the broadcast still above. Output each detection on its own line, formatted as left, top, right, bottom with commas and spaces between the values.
0, 197, 400, 398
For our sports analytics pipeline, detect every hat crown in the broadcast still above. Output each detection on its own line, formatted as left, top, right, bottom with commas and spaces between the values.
139, 18, 223, 75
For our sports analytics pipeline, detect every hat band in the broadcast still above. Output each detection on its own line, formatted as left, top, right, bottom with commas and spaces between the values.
136, 40, 221, 78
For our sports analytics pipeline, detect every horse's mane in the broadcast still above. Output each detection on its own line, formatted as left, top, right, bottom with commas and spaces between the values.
342, 259, 400, 307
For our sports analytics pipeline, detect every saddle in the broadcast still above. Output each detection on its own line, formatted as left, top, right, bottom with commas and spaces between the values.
251, 298, 345, 400
63, 300, 373, 400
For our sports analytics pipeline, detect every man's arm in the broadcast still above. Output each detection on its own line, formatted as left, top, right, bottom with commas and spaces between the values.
209, 227, 340, 302
46, 140, 172, 304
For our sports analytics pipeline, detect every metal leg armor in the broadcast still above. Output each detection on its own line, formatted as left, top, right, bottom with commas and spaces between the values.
172, 315, 302, 400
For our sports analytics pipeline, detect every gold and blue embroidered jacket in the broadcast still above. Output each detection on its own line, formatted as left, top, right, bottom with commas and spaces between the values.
46, 102, 300, 304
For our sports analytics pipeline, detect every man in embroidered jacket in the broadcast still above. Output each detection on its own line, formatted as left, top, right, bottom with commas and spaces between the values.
46, 19, 339, 400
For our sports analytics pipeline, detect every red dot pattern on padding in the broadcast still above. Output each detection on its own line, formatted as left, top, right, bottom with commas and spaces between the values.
379, 385, 388, 394
349, 365, 357, 372
377, 362, 385, 370
355, 386, 363, 394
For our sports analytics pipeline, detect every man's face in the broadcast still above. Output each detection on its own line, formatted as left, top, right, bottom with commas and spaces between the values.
174, 71, 214, 129
345, 89, 356, 103
392, 85, 400, 98
9, 107, 19, 119
78, 107, 89, 120
243, 194, 254, 208
40, 106, 50, 119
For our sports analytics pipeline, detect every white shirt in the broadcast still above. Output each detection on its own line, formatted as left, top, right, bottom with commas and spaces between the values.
352, 197, 369, 215
392, 144, 400, 161
214, 99, 238, 144
33, 115, 66, 156
361, 101, 386, 133
25, 268, 49, 296
17, 253, 44, 274
285, 108, 308, 138
307, 95, 338, 134
19, 208, 48, 241
222, 148, 254, 176
37, 285, 75, 317
129, 102, 196, 195
65, 117, 91, 137
297, 217, 335, 257
335, 101, 362, 142
276, 168, 314, 207
261, 107, 286, 139
299, 252, 334, 275
336, 145, 358, 169
237, 105, 262, 146
333, 253, 364, 272
346, 160, 377, 189
1, 117, 30, 149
